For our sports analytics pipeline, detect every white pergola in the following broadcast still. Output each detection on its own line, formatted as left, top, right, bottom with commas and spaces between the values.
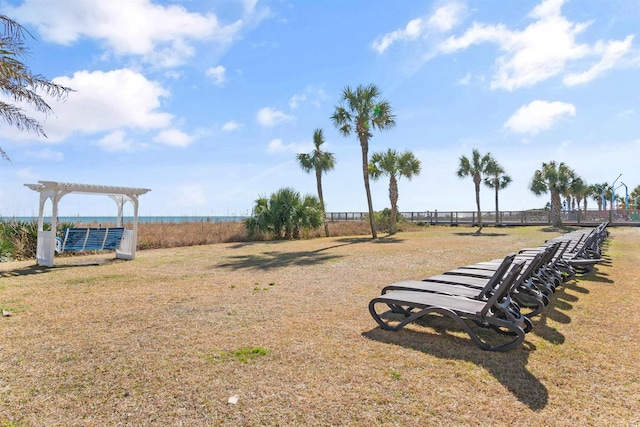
24, 181, 151, 267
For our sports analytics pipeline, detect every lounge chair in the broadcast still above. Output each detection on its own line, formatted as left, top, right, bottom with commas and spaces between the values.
384, 252, 547, 319
369, 260, 527, 352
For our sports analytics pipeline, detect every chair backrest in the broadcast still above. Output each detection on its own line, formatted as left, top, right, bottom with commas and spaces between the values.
103, 228, 125, 250
61, 227, 126, 252
62, 228, 90, 251
476, 253, 516, 299
478, 259, 526, 316
515, 251, 547, 285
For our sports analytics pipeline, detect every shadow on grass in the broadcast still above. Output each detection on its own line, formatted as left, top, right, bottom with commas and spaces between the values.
574, 266, 613, 284
452, 232, 510, 237
216, 250, 345, 270
363, 319, 548, 410
0, 258, 123, 277
226, 240, 288, 249
226, 235, 405, 250
540, 226, 580, 233
220, 236, 406, 270
0, 264, 53, 278
335, 236, 406, 244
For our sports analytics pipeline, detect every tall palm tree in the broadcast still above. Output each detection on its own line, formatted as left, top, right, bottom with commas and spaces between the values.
591, 182, 611, 211
561, 169, 578, 212
529, 161, 575, 226
368, 149, 421, 235
569, 177, 587, 211
1, 15, 72, 160
483, 158, 512, 225
331, 83, 395, 239
296, 128, 336, 237
583, 184, 599, 212
456, 148, 493, 234
590, 183, 605, 211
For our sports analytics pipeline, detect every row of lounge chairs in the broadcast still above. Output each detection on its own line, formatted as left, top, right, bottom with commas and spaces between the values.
368, 222, 610, 351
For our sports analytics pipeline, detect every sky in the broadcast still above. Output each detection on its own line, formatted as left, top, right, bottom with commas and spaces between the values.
0, 0, 638, 218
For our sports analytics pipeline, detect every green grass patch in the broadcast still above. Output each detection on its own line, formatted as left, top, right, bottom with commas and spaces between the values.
206, 346, 268, 363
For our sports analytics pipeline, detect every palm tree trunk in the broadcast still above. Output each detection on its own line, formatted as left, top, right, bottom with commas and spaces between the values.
389, 175, 398, 235
474, 175, 483, 234
494, 181, 500, 225
359, 137, 377, 238
315, 168, 329, 237
551, 191, 563, 226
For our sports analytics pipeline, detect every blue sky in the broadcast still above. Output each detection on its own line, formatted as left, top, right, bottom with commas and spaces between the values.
0, 0, 638, 218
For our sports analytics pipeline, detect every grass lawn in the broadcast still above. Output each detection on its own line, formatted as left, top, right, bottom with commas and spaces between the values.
1, 225, 638, 426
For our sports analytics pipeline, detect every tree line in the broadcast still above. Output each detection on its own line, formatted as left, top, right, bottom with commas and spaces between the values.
246, 83, 640, 238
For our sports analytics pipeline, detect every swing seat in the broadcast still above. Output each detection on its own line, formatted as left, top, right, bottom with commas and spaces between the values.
55, 227, 126, 253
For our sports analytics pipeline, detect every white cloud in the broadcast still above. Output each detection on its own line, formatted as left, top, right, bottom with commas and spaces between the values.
457, 72, 472, 85
267, 138, 309, 154
289, 86, 328, 109
221, 121, 242, 131
372, 2, 466, 53
25, 148, 64, 161
289, 94, 306, 109
6, 0, 245, 67
164, 70, 183, 80
428, 2, 467, 32
206, 65, 226, 86
372, 18, 424, 54
153, 128, 196, 147
438, 0, 633, 91
31, 69, 173, 142
256, 107, 294, 127
563, 35, 635, 86
504, 100, 576, 135
97, 130, 134, 152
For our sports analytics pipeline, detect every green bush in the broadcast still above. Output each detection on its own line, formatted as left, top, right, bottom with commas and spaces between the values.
364, 208, 408, 234
0, 219, 76, 261
245, 188, 323, 240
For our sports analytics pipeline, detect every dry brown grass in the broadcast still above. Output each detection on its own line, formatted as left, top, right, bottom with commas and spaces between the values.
1, 225, 639, 426
134, 220, 423, 249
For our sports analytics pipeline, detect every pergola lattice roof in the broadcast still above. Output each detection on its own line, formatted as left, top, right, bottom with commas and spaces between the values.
25, 181, 151, 196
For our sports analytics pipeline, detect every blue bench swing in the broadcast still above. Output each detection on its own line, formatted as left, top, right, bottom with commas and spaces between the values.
55, 227, 126, 253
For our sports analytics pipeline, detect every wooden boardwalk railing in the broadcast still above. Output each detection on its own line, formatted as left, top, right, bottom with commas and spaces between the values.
326, 209, 640, 226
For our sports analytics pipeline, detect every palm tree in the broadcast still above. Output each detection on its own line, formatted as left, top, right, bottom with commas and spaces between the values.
1, 15, 72, 160
591, 183, 612, 211
368, 149, 421, 235
296, 129, 336, 237
456, 149, 493, 234
331, 83, 395, 239
560, 169, 578, 212
569, 177, 587, 211
529, 161, 575, 226
244, 188, 323, 240
590, 183, 606, 211
483, 158, 511, 225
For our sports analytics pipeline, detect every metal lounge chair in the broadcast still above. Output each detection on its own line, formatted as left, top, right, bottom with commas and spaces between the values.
369, 260, 527, 352
385, 251, 548, 319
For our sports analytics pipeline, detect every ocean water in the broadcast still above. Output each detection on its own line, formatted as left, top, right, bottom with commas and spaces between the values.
3, 216, 247, 224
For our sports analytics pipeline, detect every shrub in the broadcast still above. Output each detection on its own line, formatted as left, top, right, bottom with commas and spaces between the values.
245, 188, 323, 240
